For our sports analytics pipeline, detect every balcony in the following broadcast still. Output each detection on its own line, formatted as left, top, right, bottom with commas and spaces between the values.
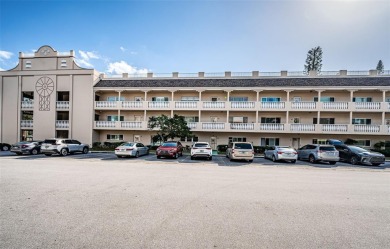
230, 102, 255, 109
21, 101, 34, 109
175, 101, 198, 109
290, 124, 316, 132
321, 124, 348, 132
95, 121, 116, 128
260, 102, 285, 109
21, 120, 33, 128
95, 101, 117, 109
354, 125, 380, 133
202, 122, 225, 130
322, 102, 348, 110
230, 123, 255, 130
94, 121, 147, 129
259, 123, 285, 131
122, 101, 144, 109
203, 101, 225, 109
56, 101, 69, 110
120, 121, 143, 129
148, 101, 170, 109
187, 122, 198, 129
291, 102, 316, 110
354, 102, 381, 110
56, 120, 69, 129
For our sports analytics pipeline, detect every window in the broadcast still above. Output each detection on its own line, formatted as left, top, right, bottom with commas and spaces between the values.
312, 139, 327, 145
260, 138, 279, 146
292, 97, 301, 102
152, 97, 169, 102
229, 117, 248, 123
61, 59, 67, 67
107, 96, 124, 101
181, 136, 199, 142
181, 96, 199, 101
107, 115, 124, 121
184, 116, 199, 122
229, 97, 248, 102
106, 134, 124, 140
353, 97, 372, 102
355, 140, 371, 147
261, 97, 280, 102
313, 118, 335, 124
261, 117, 281, 123
229, 137, 247, 143
314, 97, 335, 102
352, 118, 371, 125
25, 61, 31, 68
386, 97, 390, 102
211, 97, 219, 102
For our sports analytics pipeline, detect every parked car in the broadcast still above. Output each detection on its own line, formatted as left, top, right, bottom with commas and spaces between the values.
297, 144, 339, 165
0, 142, 11, 151
115, 142, 149, 158
226, 142, 254, 162
326, 139, 344, 145
156, 141, 183, 159
191, 142, 212, 160
335, 144, 385, 166
41, 139, 89, 156
11, 141, 42, 155
264, 146, 297, 163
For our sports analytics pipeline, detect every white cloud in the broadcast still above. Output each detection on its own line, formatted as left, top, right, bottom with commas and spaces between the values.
0, 50, 13, 60
76, 50, 100, 68
76, 59, 93, 68
107, 61, 148, 74
120, 46, 127, 52
0, 67, 5, 71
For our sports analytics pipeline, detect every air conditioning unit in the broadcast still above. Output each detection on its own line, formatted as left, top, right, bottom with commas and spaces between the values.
134, 135, 141, 142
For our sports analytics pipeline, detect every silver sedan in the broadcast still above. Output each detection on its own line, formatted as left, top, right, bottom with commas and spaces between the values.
115, 142, 149, 158
264, 146, 298, 163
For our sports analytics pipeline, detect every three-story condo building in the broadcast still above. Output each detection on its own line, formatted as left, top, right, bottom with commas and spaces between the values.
1, 45, 389, 149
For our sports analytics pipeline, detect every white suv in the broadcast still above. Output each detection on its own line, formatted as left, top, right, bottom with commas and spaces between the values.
191, 142, 213, 160
41, 139, 89, 156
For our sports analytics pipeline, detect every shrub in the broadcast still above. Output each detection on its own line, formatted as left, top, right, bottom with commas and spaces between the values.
371, 149, 390, 157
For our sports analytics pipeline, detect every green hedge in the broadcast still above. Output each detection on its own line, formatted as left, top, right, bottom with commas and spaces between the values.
371, 149, 390, 157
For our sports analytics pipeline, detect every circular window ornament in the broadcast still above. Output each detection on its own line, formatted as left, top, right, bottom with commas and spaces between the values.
35, 76, 54, 111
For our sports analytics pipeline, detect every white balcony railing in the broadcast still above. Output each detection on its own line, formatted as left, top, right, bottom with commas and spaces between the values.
260, 123, 285, 131
260, 102, 285, 109
388, 102, 390, 110
230, 123, 255, 130
148, 101, 169, 108
95, 121, 116, 128
122, 101, 143, 108
21, 101, 34, 109
290, 124, 315, 132
322, 102, 348, 110
56, 101, 69, 109
291, 102, 316, 109
388, 125, 390, 133
187, 122, 198, 129
21, 120, 33, 128
203, 101, 226, 109
202, 122, 225, 130
355, 102, 381, 110
56, 120, 69, 128
321, 124, 348, 132
120, 121, 143, 129
230, 102, 255, 109
354, 125, 380, 133
175, 101, 198, 109
95, 101, 117, 108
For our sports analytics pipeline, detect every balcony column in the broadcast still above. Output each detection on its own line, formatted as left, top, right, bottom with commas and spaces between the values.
171, 90, 175, 117
349, 90, 356, 102
117, 90, 122, 119
383, 90, 387, 102
144, 90, 148, 101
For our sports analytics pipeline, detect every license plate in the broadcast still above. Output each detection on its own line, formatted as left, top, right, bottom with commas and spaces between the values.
200, 150, 204, 152
121, 149, 125, 152
45, 146, 49, 148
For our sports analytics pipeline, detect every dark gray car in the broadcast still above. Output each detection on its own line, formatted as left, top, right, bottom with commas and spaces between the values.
335, 145, 385, 166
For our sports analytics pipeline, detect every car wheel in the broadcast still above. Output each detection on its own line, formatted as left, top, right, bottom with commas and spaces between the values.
16, 152, 22, 155
45, 154, 51, 157
350, 156, 358, 165
2, 145, 10, 151
309, 155, 316, 164
372, 163, 381, 166
30, 149, 38, 155
329, 161, 337, 165
209, 156, 212, 161
157, 156, 161, 159
60, 148, 68, 156
116, 155, 122, 158
191, 156, 194, 160
272, 155, 277, 162
82, 147, 89, 154
291, 160, 296, 163
135, 151, 139, 158
248, 159, 253, 163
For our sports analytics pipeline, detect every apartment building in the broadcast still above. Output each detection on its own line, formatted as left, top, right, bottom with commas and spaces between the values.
1, 45, 390, 149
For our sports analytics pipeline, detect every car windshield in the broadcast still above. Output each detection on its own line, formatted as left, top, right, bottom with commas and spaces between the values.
319, 146, 336, 151
349, 146, 368, 153
234, 143, 252, 149
43, 139, 57, 145
162, 143, 177, 147
16, 141, 30, 145
194, 143, 208, 147
121, 143, 134, 147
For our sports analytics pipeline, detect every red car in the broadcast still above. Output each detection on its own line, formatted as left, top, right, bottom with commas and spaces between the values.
156, 141, 183, 159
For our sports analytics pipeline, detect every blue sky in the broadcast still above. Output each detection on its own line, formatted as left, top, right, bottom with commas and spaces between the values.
0, 0, 389, 74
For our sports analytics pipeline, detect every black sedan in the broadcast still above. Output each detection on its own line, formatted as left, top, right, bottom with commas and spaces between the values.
335, 145, 385, 166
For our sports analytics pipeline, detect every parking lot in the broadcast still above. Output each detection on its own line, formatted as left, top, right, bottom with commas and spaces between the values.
1, 151, 390, 248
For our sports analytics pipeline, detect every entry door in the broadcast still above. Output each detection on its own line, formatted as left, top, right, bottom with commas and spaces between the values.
210, 137, 217, 150
292, 138, 300, 149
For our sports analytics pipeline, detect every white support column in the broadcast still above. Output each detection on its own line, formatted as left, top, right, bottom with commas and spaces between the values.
144, 110, 147, 122
383, 90, 386, 102
350, 90, 355, 102
144, 91, 148, 101
317, 90, 323, 102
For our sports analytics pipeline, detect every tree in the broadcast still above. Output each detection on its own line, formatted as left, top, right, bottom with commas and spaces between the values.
376, 60, 384, 74
304, 46, 323, 74
148, 114, 192, 143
